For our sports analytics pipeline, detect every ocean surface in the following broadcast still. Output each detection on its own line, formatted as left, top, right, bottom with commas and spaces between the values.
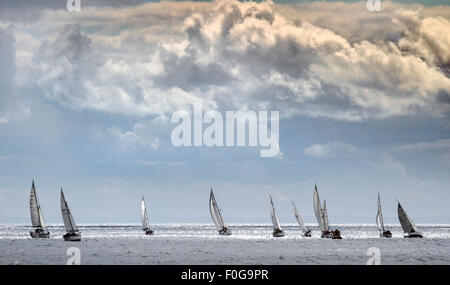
1, 223, 450, 265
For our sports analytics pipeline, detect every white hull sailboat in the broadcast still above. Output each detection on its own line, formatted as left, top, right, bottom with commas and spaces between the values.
29, 180, 50, 238
313, 185, 341, 239
291, 201, 311, 237
141, 197, 154, 235
60, 189, 81, 241
376, 193, 392, 238
209, 188, 231, 235
270, 196, 285, 237
397, 199, 423, 238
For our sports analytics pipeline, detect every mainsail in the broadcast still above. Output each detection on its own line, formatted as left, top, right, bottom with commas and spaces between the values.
29, 180, 48, 231
209, 189, 225, 231
376, 193, 385, 232
398, 201, 419, 234
60, 189, 79, 234
292, 201, 308, 232
141, 197, 150, 230
270, 196, 282, 231
313, 185, 325, 231
322, 200, 330, 232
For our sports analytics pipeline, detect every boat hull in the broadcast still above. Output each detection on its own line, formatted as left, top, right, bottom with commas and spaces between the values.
273, 230, 285, 237
332, 229, 342, 239
30, 231, 50, 238
303, 230, 312, 237
321, 231, 332, 238
380, 231, 392, 238
145, 229, 154, 235
63, 232, 81, 241
404, 232, 423, 238
219, 227, 232, 236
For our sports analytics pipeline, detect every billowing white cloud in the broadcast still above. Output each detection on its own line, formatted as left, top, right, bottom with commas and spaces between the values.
304, 141, 358, 158
1, 0, 449, 125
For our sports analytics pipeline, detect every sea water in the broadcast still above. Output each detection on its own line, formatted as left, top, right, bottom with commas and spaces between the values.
1, 224, 450, 264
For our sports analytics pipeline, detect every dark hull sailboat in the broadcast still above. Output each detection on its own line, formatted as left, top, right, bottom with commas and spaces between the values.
30, 229, 50, 239
63, 232, 81, 241
314, 185, 341, 239
29, 180, 50, 238
61, 189, 81, 241
398, 200, 423, 238
377, 193, 392, 238
270, 196, 285, 237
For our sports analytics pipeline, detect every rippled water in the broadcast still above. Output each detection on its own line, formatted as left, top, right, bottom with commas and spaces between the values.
2, 223, 450, 240
2, 224, 450, 264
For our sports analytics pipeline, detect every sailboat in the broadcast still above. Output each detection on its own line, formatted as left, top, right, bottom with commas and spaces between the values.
29, 180, 50, 238
291, 201, 311, 237
376, 193, 392, 238
209, 188, 231, 235
60, 189, 81, 241
313, 184, 341, 239
269, 196, 284, 237
397, 199, 423, 238
141, 197, 154, 235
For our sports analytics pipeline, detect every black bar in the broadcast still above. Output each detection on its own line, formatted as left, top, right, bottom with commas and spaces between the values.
0, 265, 446, 283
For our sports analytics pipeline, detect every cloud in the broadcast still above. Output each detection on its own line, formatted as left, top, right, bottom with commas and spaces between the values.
0, 25, 30, 123
106, 125, 160, 152
1, 0, 450, 125
304, 141, 358, 158
378, 153, 407, 177
133, 160, 185, 166
398, 138, 450, 150
104, 116, 175, 152
398, 138, 450, 166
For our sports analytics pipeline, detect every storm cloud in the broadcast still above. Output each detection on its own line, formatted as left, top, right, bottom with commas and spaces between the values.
1, 0, 450, 123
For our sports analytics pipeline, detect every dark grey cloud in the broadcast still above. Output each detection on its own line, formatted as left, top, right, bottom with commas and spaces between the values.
4, 0, 450, 123
0, 26, 16, 122
35, 24, 92, 63
0, 25, 29, 123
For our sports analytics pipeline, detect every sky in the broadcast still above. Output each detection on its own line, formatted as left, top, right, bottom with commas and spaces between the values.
0, 0, 449, 225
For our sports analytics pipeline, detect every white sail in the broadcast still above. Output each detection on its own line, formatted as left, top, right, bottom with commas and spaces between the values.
398, 201, 419, 234
209, 189, 225, 231
376, 193, 385, 232
38, 207, 47, 229
29, 181, 48, 231
292, 201, 308, 232
60, 189, 79, 233
270, 196, 282, 231
141, 197, 150, 230
322, 200, 330, 232
30, 182, 40, 227
313, 185, 325, 231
